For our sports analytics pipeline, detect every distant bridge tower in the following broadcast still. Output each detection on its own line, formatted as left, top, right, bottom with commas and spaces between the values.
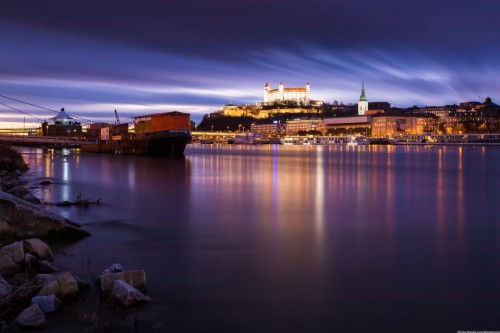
358, 81, 368, 115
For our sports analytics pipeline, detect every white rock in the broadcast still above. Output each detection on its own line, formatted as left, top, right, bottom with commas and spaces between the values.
102, 263, 124, 275
14, 304, 47, 329
31, 294, 62, 313
112, 280, 151, 307
23, 238, 53, 261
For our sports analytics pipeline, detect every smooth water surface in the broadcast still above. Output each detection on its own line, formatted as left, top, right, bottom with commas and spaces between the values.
21, 144, 500, 332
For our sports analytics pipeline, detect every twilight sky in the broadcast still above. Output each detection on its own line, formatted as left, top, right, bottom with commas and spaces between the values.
1, 0, 499, 126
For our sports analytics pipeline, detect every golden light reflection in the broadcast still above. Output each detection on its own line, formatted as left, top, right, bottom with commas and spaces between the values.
61, 155, 69, 201
314, 146, 325, 251
385, 146, 395, 235
355, 146, 364, 227
436, 148, 445, 234
456, 147, 465, 244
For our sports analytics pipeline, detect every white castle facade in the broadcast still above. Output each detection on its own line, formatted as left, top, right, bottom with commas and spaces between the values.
264, 82, 310, 105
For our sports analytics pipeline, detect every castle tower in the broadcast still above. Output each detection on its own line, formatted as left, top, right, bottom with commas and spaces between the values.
358, 81, 368, 115
306, 82, 310, 92
264, 82, 270, 103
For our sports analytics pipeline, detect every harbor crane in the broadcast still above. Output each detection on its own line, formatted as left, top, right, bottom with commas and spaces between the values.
114, 109, 120, 125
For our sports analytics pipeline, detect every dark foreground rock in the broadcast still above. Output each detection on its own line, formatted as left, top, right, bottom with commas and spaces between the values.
111, 280, 151, 307
23, 238, 54, 262
14, 304, 47, 329
0, 145, 28, 173
37, 272, 79, 298
0, 191, 90, 241
31, 294, 62, 313
98, 270, 148, 293
0, 241, 25, 276
0, 240, 152, 331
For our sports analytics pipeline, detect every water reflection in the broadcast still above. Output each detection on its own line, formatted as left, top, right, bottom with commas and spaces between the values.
15, 145, 500, 332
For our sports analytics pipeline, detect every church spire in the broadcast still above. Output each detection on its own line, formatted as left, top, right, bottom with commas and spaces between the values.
358, 81, 368, 116
359, 81, 367, 102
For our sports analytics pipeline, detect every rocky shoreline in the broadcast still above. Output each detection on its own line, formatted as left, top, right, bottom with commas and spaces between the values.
0, 145, 152, 331
0, 144, 89, 245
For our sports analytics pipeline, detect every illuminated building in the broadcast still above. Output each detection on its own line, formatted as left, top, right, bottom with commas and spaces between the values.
250, 123, 281, 136
414, 105, 458, 121
264, 82, 310, 105
286, 119, 325, 135
41, 108, 82, 137
324, 116, 371, 135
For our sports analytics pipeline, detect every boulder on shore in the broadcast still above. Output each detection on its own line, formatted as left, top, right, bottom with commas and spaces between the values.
14, 304, 47, 329
0, 241, 24, 276
111, 280, 151, 307
98, 270, 147, 293
37, 272, 79, 298
0, 191, 90, 241
31, 294, 62, 313
23, 238, 53, 261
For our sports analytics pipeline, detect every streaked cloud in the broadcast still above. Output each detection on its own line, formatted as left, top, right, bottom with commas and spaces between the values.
1, 0, 499, 125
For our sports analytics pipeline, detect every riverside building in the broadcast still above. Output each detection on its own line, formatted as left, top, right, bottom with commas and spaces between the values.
41, 108, 82, 137
286, 119, 325, 135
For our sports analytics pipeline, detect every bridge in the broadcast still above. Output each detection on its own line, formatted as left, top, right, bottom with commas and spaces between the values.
0, 128, 39, 135
0, 131, 246, 149
0, 134, 81, 148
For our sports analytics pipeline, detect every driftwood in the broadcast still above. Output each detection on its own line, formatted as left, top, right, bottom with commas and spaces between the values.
45, 193, 101, 208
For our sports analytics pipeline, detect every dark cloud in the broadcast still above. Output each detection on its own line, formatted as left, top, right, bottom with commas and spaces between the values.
0, 0, 499, 125
2, 0, 499, 56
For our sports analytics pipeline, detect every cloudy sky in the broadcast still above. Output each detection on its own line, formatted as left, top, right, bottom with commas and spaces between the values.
1, 0, 499, 126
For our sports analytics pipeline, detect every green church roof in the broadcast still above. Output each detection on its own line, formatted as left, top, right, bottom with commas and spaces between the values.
359, 81, 367, 102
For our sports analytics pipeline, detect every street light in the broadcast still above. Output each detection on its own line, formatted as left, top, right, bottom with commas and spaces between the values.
211, 125, 214, 132
238, 124, 242, 132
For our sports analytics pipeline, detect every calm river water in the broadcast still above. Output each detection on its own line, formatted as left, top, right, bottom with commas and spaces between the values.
20, 144, 500, 332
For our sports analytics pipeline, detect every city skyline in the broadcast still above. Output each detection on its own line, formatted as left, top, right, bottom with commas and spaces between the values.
1, 0, 499, 126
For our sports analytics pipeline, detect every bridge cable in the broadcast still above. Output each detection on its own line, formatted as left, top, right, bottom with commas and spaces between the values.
0, 101, 44, 122
0, 93, 94, 123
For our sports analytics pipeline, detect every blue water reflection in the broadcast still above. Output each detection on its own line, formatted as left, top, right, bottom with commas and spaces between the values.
19, 144, 500, 332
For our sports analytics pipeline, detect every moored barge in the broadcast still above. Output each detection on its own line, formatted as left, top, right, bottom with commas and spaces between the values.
80, 111, 192, 156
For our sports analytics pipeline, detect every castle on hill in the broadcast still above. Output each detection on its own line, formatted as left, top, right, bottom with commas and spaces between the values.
264, 82, 310, 105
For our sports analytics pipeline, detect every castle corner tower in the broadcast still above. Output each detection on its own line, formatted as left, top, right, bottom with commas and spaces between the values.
358, 81, 368, 115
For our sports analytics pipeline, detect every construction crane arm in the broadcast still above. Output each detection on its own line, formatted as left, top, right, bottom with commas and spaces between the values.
114, 109, 120, 125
